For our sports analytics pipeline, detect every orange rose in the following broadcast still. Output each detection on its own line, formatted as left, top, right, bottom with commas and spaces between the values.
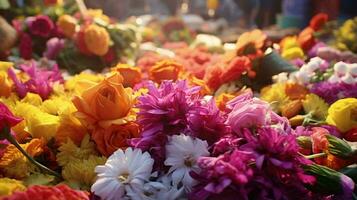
236, 29, 266, 55
83, 24, 110, 56
0, 71, 12, 97
91, 122, 141, 157
72, 73, 135, 129
149, 60, 182, 83
111, 64, 142, 87
57, 15, 77, 38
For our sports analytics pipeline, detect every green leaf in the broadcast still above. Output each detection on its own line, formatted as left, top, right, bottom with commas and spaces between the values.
326, 135, 355, 158
24, 173, 56, 186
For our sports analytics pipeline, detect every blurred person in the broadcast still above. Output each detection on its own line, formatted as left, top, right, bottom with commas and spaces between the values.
233, 0, 260, 28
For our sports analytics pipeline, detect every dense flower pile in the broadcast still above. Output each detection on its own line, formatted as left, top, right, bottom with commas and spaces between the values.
0, 9, 357, 200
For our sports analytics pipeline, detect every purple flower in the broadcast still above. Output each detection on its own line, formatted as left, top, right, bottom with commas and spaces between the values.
212, 134, 243, 156
187, 99, 230, 144
8, 62, 64, 99
310, 81, 357, 104
291, 58, 305, 68
43, 37, 65, 59
189, 150, 254, 200
308, 42, 327, 58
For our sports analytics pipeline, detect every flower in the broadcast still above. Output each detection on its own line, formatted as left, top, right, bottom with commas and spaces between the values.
2, 184, 89, 200
165, 134, 209, 188
75, 26, 92, 55
0, 71, 12, 98
281, 47, 304, 60
298, 27, 316, 51
139, 175, 185, 200
302, 94, 329, 120
0, 178, 25, 196
28, 15, 54, 37
189, 150, 254, 200
91, 148, 154, 200
149, 60, 182, 83
91, 122, 141, 157
62, 155, 106, 190
215, 93, 235, 111
0, 102, 22, 131
310, 81, 357, 104
0, 138, 44, 179
43, 37, 65, 59
236, 29, 266, 55
57, 14, 77, 38
83, 24, 110, 56
326, 98, 357, 132
19, 33, 32, 59
72, 73, 135, 129
8, 62, 64, 99
260, 83, 289, 113
309, 13, 328, 31
220, 56, 252, 84
65, 72, 104, 94
111, 64, 142, 87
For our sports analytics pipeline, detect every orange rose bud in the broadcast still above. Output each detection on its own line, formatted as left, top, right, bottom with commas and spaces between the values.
282, 100, 303, 119
285, 83, 308, 100
91, 122, 141, 157
57, 15, 77, 38
111, 64, 142, 87
149, 60, 182, 83
83, 24, 110, 56
72, 73, 134, 129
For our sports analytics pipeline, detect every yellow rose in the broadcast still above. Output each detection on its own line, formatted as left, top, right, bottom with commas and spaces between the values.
57, 15, 77, 38
149, 60, 182, 83
111, 64, 142, 87
326, 98, 357, 132
72, 73, 135, 129
84, 24, 110, 56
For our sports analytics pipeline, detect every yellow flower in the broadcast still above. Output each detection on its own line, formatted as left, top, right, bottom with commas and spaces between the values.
41, 96, 74, 115
0, 61, 13, 71
57, 15, 77, 38
65, 72, 104, 94
303, 94, 329, 120
0, 178, 26, 196
0, 139, 44, 179
84, 24, 110, 56
0, 71, 12, 98
281, 47, 305, 60
15, 102, 60, 141
62, 155, 106, 190
85, 9, 110, 23
56, 135, 98, 166
326, 98, 357, 132
21, 93, 43, 106
260, 83, 290, 113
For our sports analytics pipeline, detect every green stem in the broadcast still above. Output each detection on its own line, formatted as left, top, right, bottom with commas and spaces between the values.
2, 127, 61, 178
304, 152, 327, 159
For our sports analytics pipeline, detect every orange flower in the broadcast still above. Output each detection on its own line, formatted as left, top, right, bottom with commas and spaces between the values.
309, 13, 328, 31
83, 24, 110, 56
149, 60, 182, 83
285, 83, 308, 100
281, 100, 302, 119
0, 71, 12, 97
236, 29, 266, 55
298, 27, 316, 51
216, 93, 236, 111
91, 122, 140, 157
111, 64, 142, 87
72, 73, 134, 129
57, 15, 77, 38
187, 74, 211, 95
55, 112, 87, 146
204, 63, 223, 90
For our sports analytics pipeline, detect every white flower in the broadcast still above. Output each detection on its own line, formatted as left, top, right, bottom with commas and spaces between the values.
91, 148, 154, 200
164, 134, 209, 189
293, 71, 310, 85
334, 61, 348, 76
348, 63, 357, 77
139, 175, 185, 200
328, 74, 340, 83
341, 73, 355, 85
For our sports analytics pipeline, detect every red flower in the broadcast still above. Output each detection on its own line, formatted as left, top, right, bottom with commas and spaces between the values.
29, 15, 54, 38
310, 127, 329, 164
0, 102, 22, 132
309, 13, 328, 31
297, 27, 316, 51
2, 185, 89, 200
220, 56, 252, 84
344, 127, 357, 142
19, 33, 33, 59
75, 26, 92, 56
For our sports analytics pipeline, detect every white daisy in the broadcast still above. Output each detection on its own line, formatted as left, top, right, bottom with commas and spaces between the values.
164, 134, 209, 189
91, 148, 154, 200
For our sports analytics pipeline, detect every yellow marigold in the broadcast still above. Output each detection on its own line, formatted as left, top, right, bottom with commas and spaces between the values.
41, 96, 74, 115
0, 139, 44, 179
84, 24, 110, 56
281, 47, 305, 60
56, 135, 98, 166
303, 94, 329, 120
21, 93, 42, 106
62, 155, 106, 190
85, 9, 110, 23
260, 83, 290, 113
0, 71, 12, 98
65, 72, 104, 94
15, 102, 60, 141
326, 98, 357, 132
0, 178, 26, 196
57, 15, 77, 38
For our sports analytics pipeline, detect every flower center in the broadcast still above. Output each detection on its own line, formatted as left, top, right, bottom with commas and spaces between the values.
184, 155, 195, 168
118, 172, 130, 183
